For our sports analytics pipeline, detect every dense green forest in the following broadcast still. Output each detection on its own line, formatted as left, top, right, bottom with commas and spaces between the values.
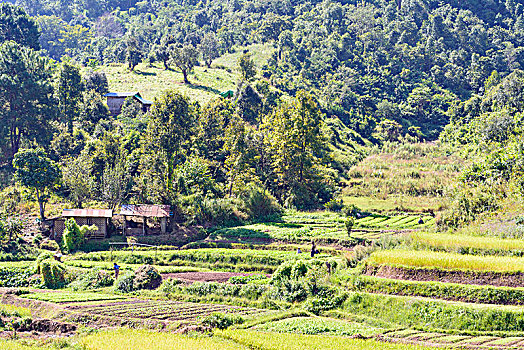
1, 0, 524, 225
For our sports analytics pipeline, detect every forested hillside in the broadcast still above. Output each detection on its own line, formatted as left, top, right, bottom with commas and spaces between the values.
9, 0, 524, 139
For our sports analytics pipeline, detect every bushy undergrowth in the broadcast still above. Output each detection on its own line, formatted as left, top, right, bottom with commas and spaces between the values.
114, 271, 135, 293
228, 274, 269, 284
182, 281, 269, 300
0, 266, 34, 288
202, 312, 244, 329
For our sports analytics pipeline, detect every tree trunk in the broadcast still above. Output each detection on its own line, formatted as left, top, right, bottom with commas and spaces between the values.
206, 60, 212, 68
163, 59, 169, 70
182, 70, 190, 84
36, 188, 45, 221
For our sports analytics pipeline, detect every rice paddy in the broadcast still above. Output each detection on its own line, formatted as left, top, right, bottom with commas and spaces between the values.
410, 232, 524, 253
368, 249, 524, 272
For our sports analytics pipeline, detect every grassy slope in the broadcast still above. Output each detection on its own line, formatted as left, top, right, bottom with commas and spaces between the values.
98, 43, 273, 105
342, 142, 461, 213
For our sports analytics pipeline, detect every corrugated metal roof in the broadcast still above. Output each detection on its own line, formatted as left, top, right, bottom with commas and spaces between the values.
135, 95, 153, 105
104, 92, 139, 98
62, 209, 113, 218
120, 204, 170, 217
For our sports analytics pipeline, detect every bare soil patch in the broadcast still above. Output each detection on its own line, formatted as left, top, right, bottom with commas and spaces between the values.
364, 264, 524, 288
162, 271, 256, 283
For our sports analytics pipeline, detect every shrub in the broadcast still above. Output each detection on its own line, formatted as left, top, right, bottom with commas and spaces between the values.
36, 254, 66, 289
345, 217, 355, 237
271, 261, 294, 284
324, 198, 344, 212
40, 239, 60, 251
238, 283, 268, 299
202, 312, 243, 329
241, 184, 282, 221
32, 234, 43, 246
115, 271, 135, 293
62, 218, 97, 253
133, 264, 162, 290
158, 277, 183, 295
304, 293, 347, 315
342, 204, 361, 218
68, 268, 114, 291
183, 195, 247, 226
228, 274, 269, 284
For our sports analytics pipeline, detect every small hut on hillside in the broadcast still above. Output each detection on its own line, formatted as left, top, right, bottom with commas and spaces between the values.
120, 205, 171, 235
104, 92, 153, 115
51, 209, 113, 240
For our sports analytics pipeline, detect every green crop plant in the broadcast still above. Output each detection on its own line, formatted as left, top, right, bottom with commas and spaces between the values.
343, 291, 524, 332
354, 276, 524, 305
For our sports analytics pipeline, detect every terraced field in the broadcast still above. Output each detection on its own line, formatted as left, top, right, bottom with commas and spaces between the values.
209, 211, 435, 244
67, 299, 269, 323
383, 329, 524, 349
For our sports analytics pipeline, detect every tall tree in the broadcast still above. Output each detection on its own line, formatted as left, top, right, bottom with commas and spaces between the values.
171, 44, 199, 84
79, 90, 110, 132
56, 62, 84, 133
13, 148, 61, 221
238, 52, 256, 82
263, 90, 327, 208
83, 70, 109, 95
200, 32, 220, 68
154, 42, 174, 70
61, 153, 95, 208
126, 37, 143, 71
0, 41, 56, 160
0, 3, 40, 50
138, 91, 195, 202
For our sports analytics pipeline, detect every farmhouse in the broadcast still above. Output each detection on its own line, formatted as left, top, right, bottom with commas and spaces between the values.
120, 204, 171, 235
50, 209, 113, 240
104, 92, 153, 115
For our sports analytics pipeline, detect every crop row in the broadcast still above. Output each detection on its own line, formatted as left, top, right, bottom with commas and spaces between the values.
356, 215, 434, 229
23, 292, 127, 303
75, 249, 306, 268
77, 300, 266, 321
355, 275, 524, 306
368, 249, 524, 272
384, 329, 524, 348
343, 292, 524, 333
410, 232, 524, 256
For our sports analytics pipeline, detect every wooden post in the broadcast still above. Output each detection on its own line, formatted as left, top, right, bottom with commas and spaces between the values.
142, 216, 146, 235
123, 216, 127, 237
161, 217, 167, 234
